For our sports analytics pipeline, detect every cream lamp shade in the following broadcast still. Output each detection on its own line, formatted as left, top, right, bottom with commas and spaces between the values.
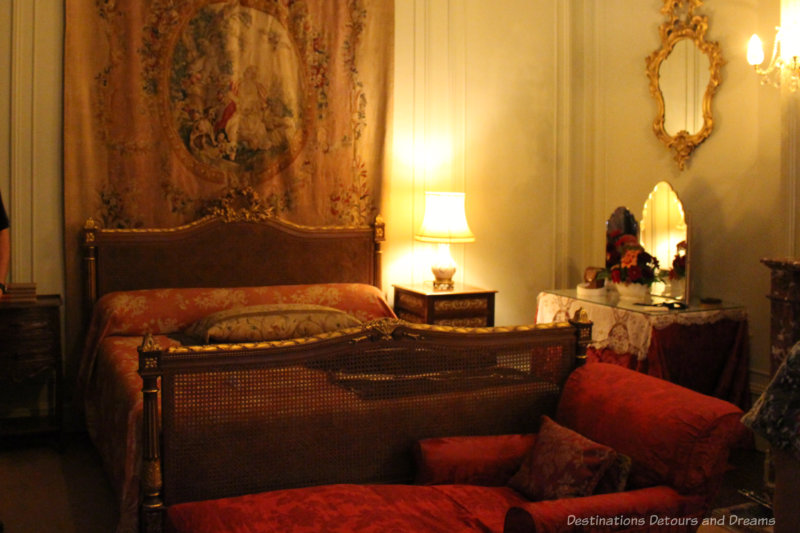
415, 191, 475, 290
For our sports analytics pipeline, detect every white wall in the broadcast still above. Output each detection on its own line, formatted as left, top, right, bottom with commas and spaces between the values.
0, 0, 64, 296
385, 0, 563, 327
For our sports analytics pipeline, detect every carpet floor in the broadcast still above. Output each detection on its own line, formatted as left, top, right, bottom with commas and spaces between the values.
0, 432, 116, 533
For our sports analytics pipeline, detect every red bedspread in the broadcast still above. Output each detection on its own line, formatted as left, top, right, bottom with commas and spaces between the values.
76, 283, 395, 533
166, 484, 529, 533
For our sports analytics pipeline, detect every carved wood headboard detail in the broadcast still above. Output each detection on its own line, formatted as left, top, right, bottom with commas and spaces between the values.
82, 190, 385, 313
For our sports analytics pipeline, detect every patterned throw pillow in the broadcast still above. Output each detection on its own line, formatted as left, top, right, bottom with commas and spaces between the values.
508, 415, 617, 501
184, 304, 362, 343
594, 452, 632, 494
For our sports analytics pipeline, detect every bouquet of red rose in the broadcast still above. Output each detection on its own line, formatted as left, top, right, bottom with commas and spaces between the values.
603, 231, 660, 286
668, 240, 687, 280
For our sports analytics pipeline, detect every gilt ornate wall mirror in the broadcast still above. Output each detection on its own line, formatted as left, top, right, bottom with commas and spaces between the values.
645, 0, 724, 170
640, 181, 689, 302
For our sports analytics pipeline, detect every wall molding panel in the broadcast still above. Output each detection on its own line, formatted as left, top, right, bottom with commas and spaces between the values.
553, 0, 572, 289
10, 0, 35, 281
4, 0, 63, 292
783, 93, 800, 257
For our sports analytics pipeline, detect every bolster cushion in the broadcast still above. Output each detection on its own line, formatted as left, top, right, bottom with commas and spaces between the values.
184, 303, 361, 343
503, 485, 706, 533
415, 434, 536, 486
555, 363, 746, 495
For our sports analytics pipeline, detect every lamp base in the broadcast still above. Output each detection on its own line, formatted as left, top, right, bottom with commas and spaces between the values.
432, 279, 454, 291
430, 243, 456, 291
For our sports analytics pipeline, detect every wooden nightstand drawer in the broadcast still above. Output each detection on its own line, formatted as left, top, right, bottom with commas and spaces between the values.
393, 284, 496, 326
0, 294, 63, 437
1, 352, 58, 382
0, 312, 56, 335
433, 295, 491, 315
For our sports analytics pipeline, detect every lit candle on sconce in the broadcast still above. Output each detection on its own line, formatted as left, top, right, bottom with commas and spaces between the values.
747, 0, 800, 89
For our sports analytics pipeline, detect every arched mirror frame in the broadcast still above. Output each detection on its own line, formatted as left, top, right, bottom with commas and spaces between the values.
640, 181, 690, 303
645, 0, 724, 171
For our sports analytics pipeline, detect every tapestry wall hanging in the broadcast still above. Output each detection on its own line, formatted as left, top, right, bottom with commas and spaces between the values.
64, 0, 394, 370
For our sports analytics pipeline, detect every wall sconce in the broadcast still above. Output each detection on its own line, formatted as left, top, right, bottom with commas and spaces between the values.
747, 1, 800, 91
415, 191, 475, 291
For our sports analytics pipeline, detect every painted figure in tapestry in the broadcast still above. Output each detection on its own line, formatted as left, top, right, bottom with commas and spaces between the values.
170, 3, 305, 178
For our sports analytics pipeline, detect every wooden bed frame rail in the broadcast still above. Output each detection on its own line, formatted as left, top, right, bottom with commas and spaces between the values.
138, 315, 592, 533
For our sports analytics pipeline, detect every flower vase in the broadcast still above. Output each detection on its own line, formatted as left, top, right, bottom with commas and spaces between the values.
613, 282, 650, 303
668, 278, 685, 299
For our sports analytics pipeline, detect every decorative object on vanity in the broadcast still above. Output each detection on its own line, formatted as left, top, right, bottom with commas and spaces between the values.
602, 231, 660, 303
612, 281, 651, 303
414, 192, 475, 291
393, 283, 496, 327
747, 1, 800, 91
645, 0, 724, 170
576, 267, 606, 299
604, 207, 639, 268
640, 181, 690, 302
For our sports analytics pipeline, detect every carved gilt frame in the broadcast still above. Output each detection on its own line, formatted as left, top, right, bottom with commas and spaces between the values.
645, 0, 724, 170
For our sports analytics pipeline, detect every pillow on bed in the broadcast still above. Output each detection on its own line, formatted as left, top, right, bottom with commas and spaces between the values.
184, 304, 362, 344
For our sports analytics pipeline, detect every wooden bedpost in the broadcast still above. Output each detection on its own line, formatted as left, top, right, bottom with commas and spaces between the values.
568, 308, 592, 367
373, 215, 385, 289
82, 218, 99, 312
138, 334, 165, 533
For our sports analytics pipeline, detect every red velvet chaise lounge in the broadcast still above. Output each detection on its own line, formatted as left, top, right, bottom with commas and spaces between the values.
164, 363, 746, 533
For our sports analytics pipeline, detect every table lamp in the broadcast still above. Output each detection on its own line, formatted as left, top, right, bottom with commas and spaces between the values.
415, 191, 475, 291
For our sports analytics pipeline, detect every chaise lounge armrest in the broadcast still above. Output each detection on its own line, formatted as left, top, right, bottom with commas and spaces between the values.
556, 363, 747, 499
503, 485, 706, 533
415, 434, 536, 486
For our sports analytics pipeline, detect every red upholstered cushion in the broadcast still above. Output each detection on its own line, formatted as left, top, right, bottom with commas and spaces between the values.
428, 485, 530, 533
504, 485, 707, 533
166, 483, 519, 533
508, 416, 617, 500
415, 434, 536, 486
556, 363, 746, 497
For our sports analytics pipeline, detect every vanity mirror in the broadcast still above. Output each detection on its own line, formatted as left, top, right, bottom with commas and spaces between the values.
605, 206, 639, 271
641, 181, 689, 302
645, 0, 723, 170
602, 183, 689, 303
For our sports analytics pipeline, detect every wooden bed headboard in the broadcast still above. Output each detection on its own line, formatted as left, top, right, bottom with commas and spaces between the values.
82, 210, 385, 308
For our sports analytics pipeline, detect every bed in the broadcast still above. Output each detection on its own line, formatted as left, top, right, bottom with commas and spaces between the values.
77, 194, 592, 533
77, 195, 393, 533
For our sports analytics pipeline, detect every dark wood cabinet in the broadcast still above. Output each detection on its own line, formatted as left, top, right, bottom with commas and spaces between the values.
393, 284, 496, 327
761, 258, 800, 375
0, 295, 63, 437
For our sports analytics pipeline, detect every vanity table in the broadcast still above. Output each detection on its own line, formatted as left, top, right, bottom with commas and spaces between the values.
536, 289, 749, 409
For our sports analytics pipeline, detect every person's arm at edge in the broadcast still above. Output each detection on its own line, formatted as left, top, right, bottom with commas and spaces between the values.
0, 227, 9, 295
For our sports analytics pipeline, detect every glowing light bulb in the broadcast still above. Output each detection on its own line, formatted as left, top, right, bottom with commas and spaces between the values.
748, 34, 765, 66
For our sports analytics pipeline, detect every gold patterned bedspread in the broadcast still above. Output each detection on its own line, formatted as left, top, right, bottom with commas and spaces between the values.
76, 283, 395, 533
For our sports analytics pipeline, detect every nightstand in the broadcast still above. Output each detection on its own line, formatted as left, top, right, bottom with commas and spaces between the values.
393, 283, 496, 327
0, 295, 63, 438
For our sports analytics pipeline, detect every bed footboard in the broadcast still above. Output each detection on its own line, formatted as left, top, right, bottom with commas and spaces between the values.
138, 316, 591, 533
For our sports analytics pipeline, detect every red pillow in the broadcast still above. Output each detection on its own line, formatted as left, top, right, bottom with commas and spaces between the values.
508, 415, 617, 500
